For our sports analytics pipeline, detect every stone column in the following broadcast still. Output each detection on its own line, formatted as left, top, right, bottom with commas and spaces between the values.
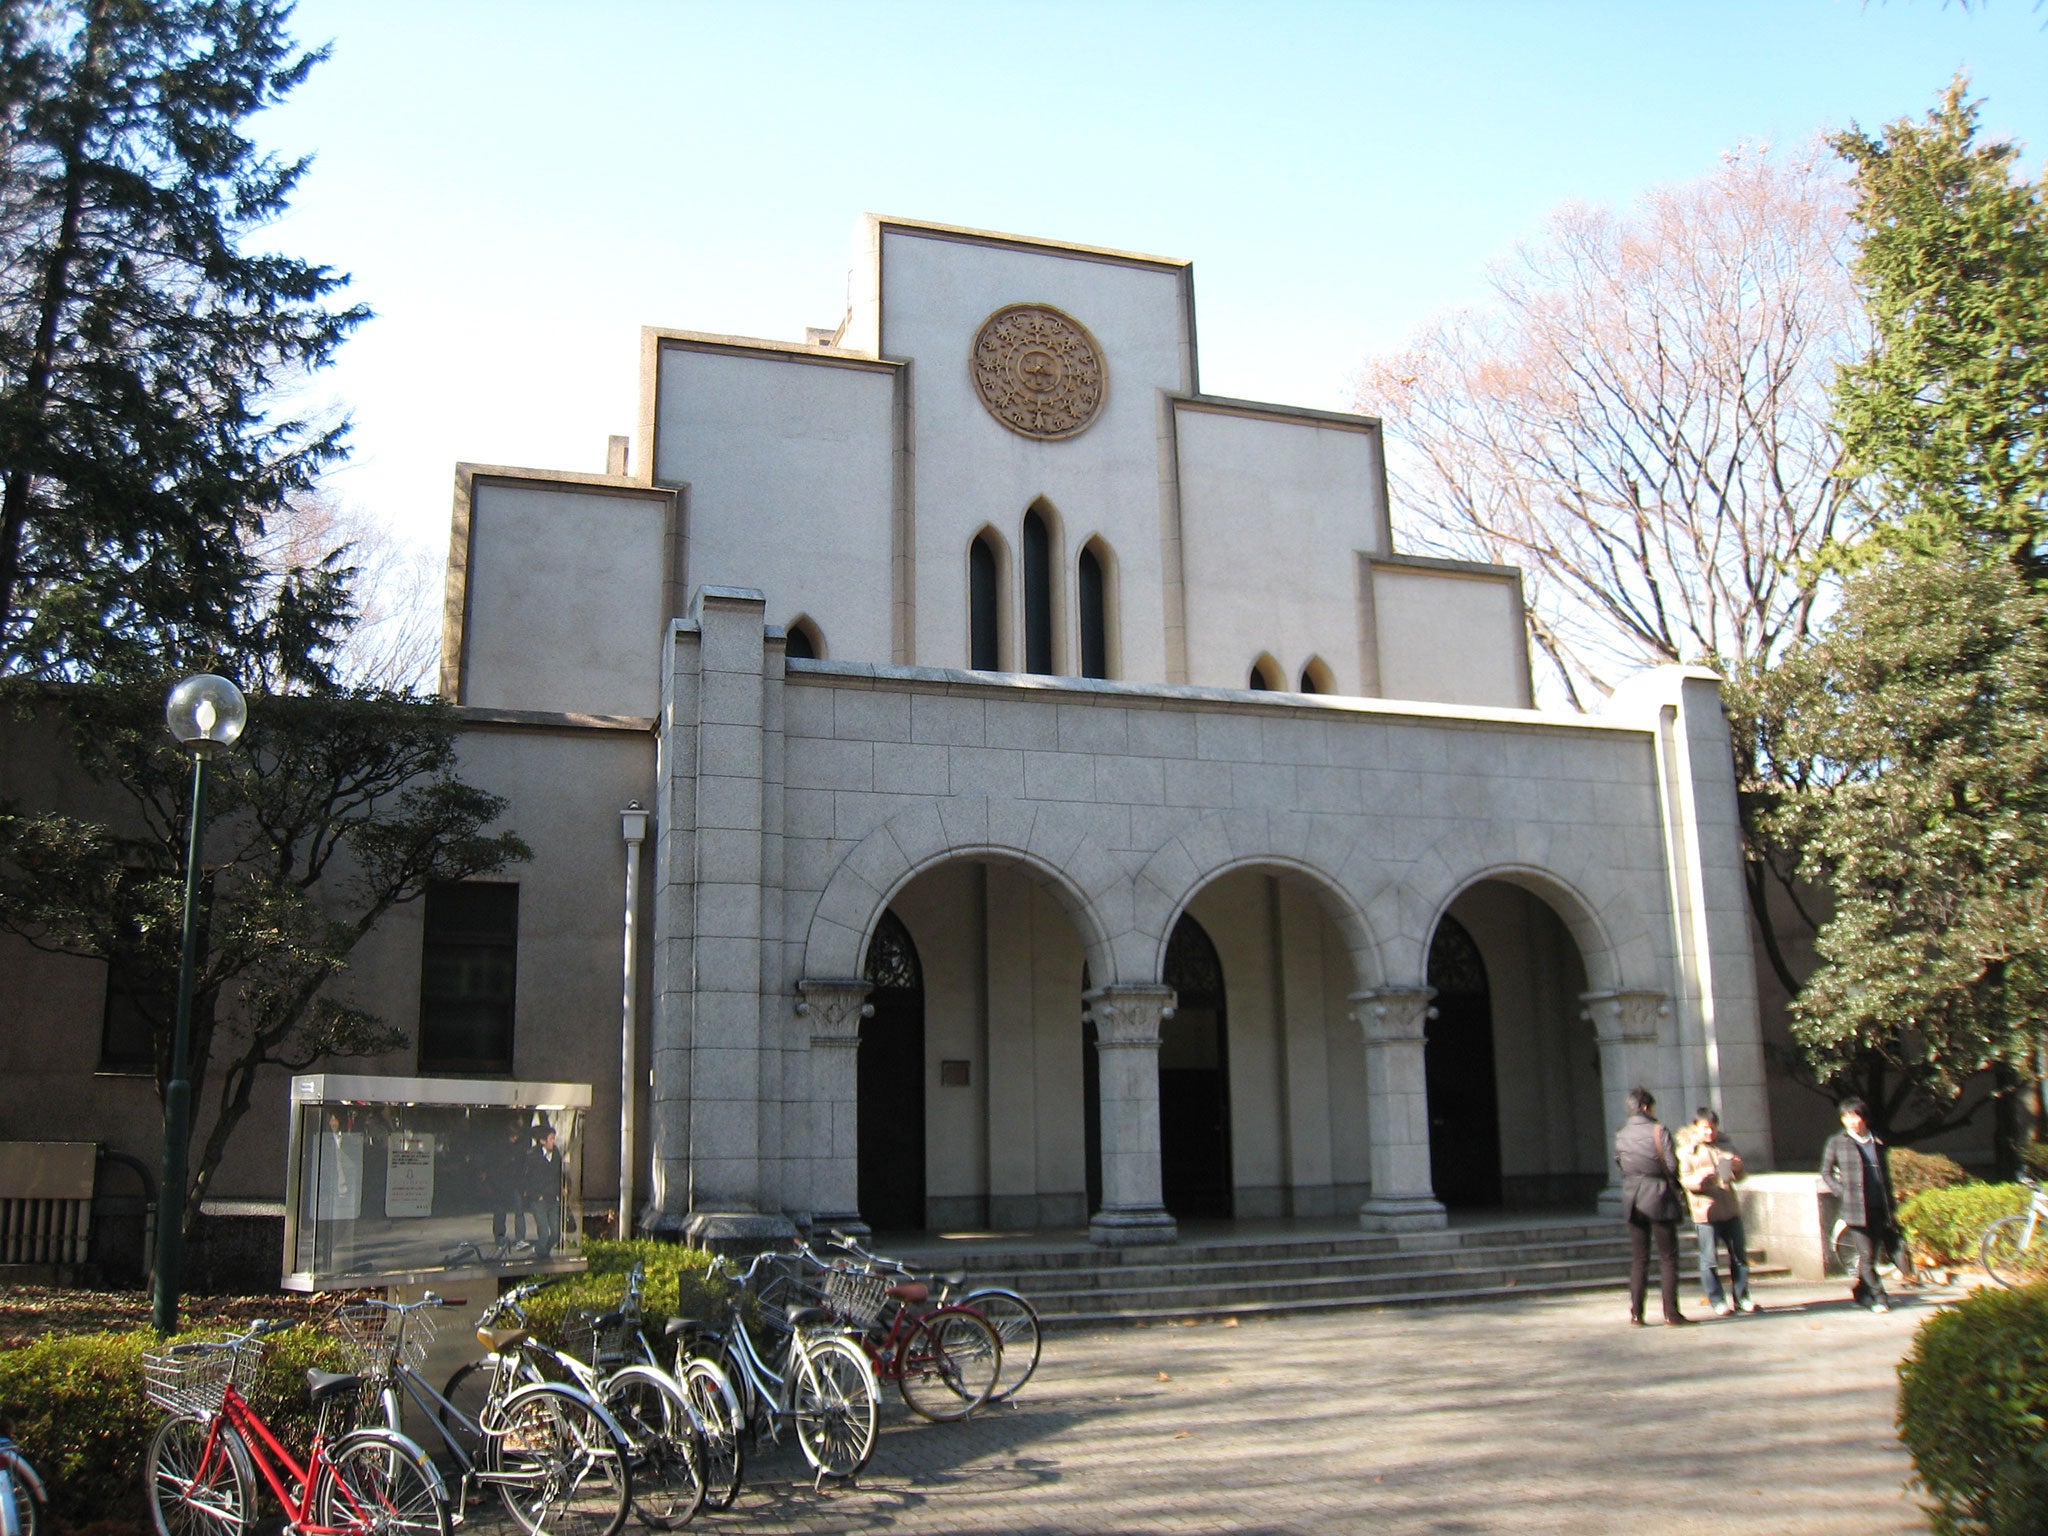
1352, 988, 1448, 1230
1085, 986, 1179, 1247
1583, 989, 1668, 1216
796, 979, 872, 1238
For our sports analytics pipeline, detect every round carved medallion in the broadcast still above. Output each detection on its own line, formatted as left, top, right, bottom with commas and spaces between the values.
970, 304, 1106, 440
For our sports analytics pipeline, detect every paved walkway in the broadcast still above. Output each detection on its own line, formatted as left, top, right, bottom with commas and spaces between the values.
673, 1277, 1933, 1535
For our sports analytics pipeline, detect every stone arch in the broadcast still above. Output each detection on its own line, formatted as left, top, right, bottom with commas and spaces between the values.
1376, 819, 1666, 995
801, 797, 1126, 985
1126, 809, 1384, 993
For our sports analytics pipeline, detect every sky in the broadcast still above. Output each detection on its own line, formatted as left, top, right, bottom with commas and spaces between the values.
255, 0, 2048, 563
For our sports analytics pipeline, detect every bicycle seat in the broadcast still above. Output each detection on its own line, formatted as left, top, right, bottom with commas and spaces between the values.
785, 1307, 833, 1329
478, 1326, 530, 1352
305, 1369, 363, 1405
887, 1282, 928, 1304
663, 1317, 692, 1339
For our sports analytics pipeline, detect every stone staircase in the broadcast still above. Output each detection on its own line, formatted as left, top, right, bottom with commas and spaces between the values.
891, 1217, 1773, 1326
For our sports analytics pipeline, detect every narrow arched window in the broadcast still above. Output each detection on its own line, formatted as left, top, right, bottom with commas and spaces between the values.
1300, 656, 1333, 695
1248, 657, 1278, 690
1023, 509, 1052, 675
1078, 544, 1108, 679
785, 618, 820, 661
970, 535, 999, 670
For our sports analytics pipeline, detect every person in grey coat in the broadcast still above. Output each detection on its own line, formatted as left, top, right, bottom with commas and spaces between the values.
1614, 1086, 1691, 1325
1819, 1096, 1898, 1313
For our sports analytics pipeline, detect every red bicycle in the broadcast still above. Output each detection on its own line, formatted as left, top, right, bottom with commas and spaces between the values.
782, 1245, 1003, 1422
144, 1319, 451, 1536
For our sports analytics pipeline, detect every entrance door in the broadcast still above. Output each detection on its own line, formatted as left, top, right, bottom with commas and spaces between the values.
1160, 914, 1231, 1218
1424, 915, 1503, 1207
858, 910, 926, 1231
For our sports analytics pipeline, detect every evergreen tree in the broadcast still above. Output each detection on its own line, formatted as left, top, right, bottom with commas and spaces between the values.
1831, 76, 2048, 568
1762, 547, 2048, 1139
0, 0, 366, 679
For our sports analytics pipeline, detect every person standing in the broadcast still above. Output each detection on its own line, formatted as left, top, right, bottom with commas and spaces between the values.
529, 1123, 564, 1260
1820, 1097, 1898, 1313
1615, 1086, 1691, 1326
1679, 1108, 1757, 1316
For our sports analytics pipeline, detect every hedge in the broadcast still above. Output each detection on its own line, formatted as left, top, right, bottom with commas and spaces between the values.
1890, 1147, 1971, 1204
1898, 1281, 2048, 1536
0, 1324, 350, 1536
1899, 1183, 2032, 1268
521, 1238, 733, 1353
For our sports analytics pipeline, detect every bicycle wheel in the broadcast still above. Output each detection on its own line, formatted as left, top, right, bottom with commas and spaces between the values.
1982, 1213, 2048, 1287
146, 1417, 254, 1536
896, 1311, 1000, 1422
678, 1357, 745, 1511
964, 1289, 1042, 1400
316, 1430, 453, 1536
488, 1384, 632, 1536
789, 1335, 877, 1480
1829, 1219, 1860, 1279
2, 1454, 46, 1536
601, 1367, 704, 1530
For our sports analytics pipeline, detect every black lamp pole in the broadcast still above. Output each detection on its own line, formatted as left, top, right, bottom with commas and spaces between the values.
152, 674, 246, 1336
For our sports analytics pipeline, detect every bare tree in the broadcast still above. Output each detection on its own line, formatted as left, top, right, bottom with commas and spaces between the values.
1357, 143, 1865, 708
252, 492, 441, 694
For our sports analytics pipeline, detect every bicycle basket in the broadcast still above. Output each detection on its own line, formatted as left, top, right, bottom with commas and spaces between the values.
142, 1341, 262, 1418
821, 1269, 891, 1330
331, 1302, 434, 1382
572, 1308, 633, 1368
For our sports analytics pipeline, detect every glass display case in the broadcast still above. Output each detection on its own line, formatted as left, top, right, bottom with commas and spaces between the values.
283, 1073, 591, 1291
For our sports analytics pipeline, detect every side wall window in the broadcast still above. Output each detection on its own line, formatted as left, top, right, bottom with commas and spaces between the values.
1022, 508, 1053, 675
970, 534, 1000, 670
1078, 543, 1109, 680
419, 882, 519, 1075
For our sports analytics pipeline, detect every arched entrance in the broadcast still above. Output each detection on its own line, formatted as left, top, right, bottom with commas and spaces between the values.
1424, 914, 1503, 1208
858, 909, 925, 1231
1160, 913, 1231, 1218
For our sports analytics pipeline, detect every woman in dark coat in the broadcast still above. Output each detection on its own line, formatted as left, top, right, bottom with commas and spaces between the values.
1614, 1086, 1691, 1326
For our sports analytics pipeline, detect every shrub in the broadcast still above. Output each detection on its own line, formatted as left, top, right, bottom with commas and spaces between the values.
0, 1324, 350, 1535
1890, 1147, 1971, 1203
1898, 1281, 2048, 1535
2022, 1142, 2048, 1180
1899, 1183, 2031, 1268
522, 1239, 731, 1353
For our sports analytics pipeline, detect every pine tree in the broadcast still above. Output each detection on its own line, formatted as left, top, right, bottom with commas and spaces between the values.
1831, 76, 2048, 568
0, 0, 366, 678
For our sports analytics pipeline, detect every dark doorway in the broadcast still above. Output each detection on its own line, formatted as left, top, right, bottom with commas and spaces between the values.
1425, 914, 1503, 1207
1160, 914, 1231, 1218
858, 910, 926, 1231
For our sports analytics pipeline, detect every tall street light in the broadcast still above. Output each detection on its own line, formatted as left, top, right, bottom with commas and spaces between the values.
153, 673, 247, 1335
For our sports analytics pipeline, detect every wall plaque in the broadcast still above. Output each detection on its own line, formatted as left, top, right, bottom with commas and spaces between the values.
970, 304, 1106, 440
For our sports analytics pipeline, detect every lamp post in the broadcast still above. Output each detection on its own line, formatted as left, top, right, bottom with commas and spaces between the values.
153, 674, 247, 1335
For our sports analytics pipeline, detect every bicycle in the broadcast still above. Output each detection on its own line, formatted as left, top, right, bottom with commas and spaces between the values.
435, 1280, 706, 1528
784, 1243, 1001, 1422
825, 1230, 1043, 1402
142, 1318, 451, 1536
1981, 1172, 2048, 1287
334, 1290, 633, 1536
0, 1436, 46, 1536
673, 1251, 878, 1486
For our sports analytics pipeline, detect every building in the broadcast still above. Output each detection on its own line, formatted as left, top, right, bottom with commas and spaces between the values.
2, 216, 1772, 1261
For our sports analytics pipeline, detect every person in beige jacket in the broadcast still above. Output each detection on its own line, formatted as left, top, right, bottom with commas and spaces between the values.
1678, 1108, 1757, 1316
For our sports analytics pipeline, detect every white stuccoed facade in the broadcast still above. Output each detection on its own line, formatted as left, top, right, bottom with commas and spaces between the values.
439, 216, 1768, 1246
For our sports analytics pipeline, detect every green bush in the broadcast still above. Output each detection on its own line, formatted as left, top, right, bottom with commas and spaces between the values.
2022, 1142, 2048, 1180
0, 1324, 350, 1535
522, 1239, 732, 1354
1891, 1147, 1971, 1203
1898, 1281, 2048, 1536
1900, 1183, 2031, 1267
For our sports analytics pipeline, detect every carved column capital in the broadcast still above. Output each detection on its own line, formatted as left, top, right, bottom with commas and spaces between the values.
1349, 987, 1436, 1045
795, 978, 873, 1046
1084, 985, 1177, 1049
1580, 989, 1668, 1045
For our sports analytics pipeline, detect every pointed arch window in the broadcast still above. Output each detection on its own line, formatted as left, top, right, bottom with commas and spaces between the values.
970, 534, 1000, 670
1248, 656, 1279, 691
1022, 508, 1053, 674
1299, 656, 1333, 695
785, 617, 822, 661
1078, 542, 1110, 679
